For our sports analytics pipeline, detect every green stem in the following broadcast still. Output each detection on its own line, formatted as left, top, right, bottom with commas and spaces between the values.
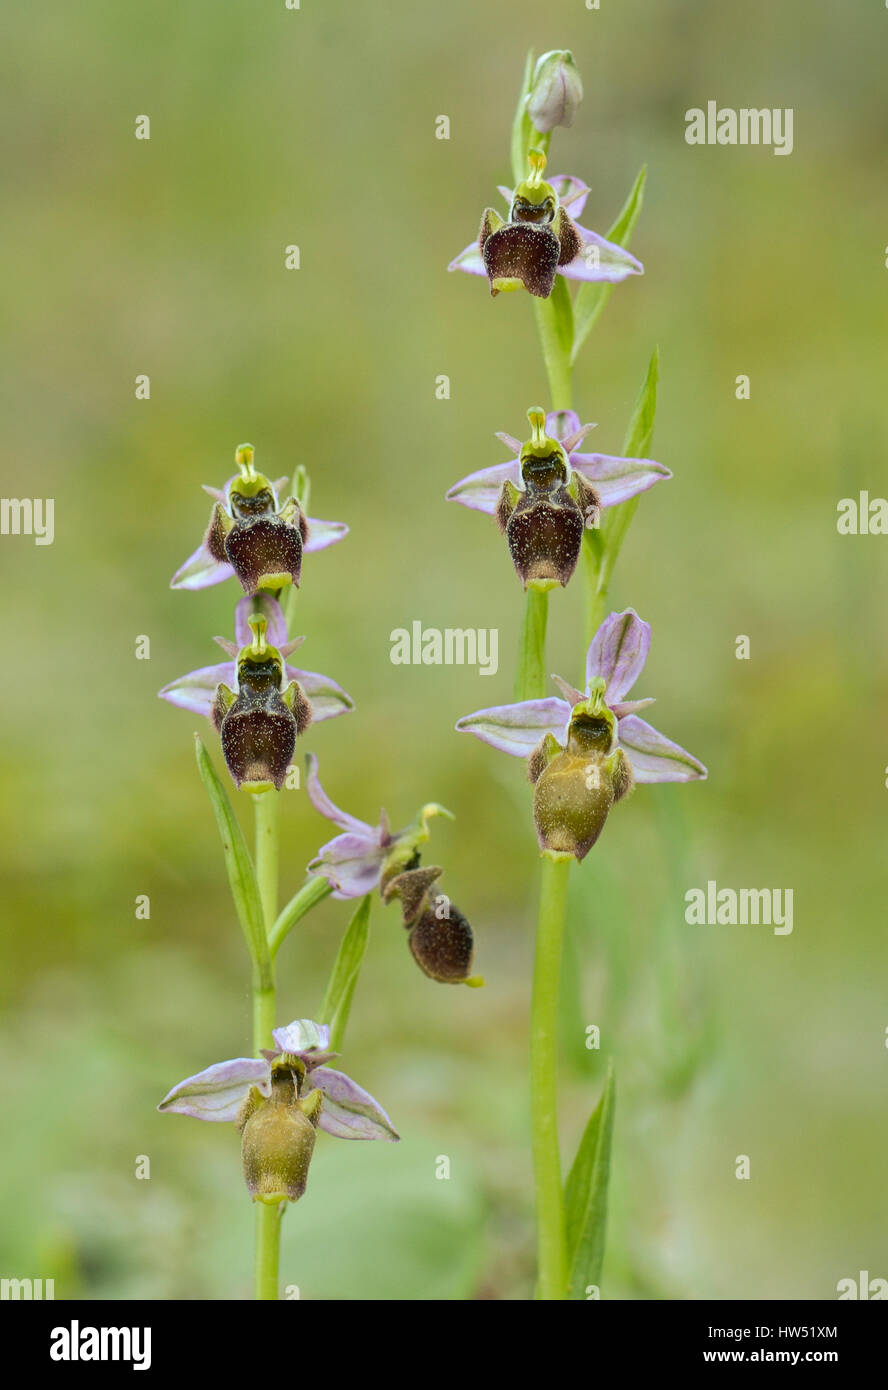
252, 789, 281, 1299
532, 290, 573, 411
252, 971, 276, 1059
524, 277, 576, 1299
530, 855, 571, 1300
254, 1202, 284, 1302
269, 876, 333, 959
515, 588, 549, 701
253, 790, 279, 940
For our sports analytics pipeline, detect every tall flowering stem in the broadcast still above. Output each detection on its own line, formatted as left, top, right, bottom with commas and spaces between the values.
252, 788, 282, 1300
530, 855, 571, 1298
449, 49, 669, 1298
159, 454, 400, 1302
515, 61, 576, 1302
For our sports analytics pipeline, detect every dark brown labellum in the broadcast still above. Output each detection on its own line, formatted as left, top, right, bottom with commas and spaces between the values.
213, 663, 310, 791
481, 223, 560, 299
408, 903, 475, 984
506, 493, 585, 587
220, 707, 296, 792
225, 515, 304, 595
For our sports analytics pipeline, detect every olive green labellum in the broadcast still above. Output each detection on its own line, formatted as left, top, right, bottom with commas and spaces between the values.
239, 1065, 322, 1205
529, 681, 633, 861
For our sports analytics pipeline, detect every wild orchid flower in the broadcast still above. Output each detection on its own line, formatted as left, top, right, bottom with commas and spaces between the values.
305, 756, 480, 984
159, 596, 353, 792
170, 443, 348, 594
448, 149, 642, 299
456, 609, 706, 860
447, 407, 671, 589
158, 1018, 397, 1204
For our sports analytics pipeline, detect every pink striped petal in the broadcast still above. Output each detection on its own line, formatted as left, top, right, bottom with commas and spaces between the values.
304, 518, 348, 553
571, 452, 671, 507
617, 715, 707, 784
307, 1067, 399, 1141
586, 609, 650, 700
446, 458, 521, 514
157, 1057, 271, 1122
558, 226, 643, 284
456, 697, 571, 757
158, 661, 234, 717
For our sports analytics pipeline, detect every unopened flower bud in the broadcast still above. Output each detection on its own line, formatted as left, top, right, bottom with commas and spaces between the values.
239, 1069, 321, 1204
526, 50, 583, 133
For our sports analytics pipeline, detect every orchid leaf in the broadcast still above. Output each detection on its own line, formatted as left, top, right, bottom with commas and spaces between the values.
195, 736, 272, 988
596, 347, 659, 594
571, 166, 647, 364
317, 894, 372, 1050
564, 1062, 616, 1299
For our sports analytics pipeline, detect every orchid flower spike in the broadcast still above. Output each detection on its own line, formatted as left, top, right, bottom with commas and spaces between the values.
158, 595, 353, 792
449, 150, 642, 299
158, 1018, 398, 1204
447, 407, 671, 590
456, 609, 707, 861
170, 443, 348, 594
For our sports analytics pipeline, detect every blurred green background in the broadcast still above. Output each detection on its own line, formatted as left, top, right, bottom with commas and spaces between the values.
2, 0, 886, 1300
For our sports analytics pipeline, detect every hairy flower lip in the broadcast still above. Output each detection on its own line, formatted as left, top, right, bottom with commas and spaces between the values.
455, 608, 707, 786
171, 468, 348, 591
448, 173, 643, 288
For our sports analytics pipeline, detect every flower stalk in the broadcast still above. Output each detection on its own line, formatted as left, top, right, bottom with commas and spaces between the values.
530, 855, 571, 1299
525, 142, 573, 1300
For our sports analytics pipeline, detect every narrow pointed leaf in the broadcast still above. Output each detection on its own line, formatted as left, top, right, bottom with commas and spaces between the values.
571, 166, 647, 363
195, 736, 272, 988
564, 1063, 616, 1299
596, 347, 659, 594
317, 894, 372, 1050
510, 49, 536, 186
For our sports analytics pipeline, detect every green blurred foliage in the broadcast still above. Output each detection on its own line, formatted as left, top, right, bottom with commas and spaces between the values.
1, 0, 886, 1299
